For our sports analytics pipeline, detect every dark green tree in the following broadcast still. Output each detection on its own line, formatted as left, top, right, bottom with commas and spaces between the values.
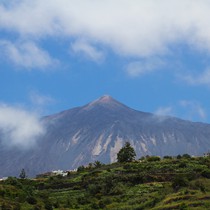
77, 165, 85, 172
19, 168, 26, 179
117, 142, 136, 163
182, 154, 191, 159
94, 160, 103, 168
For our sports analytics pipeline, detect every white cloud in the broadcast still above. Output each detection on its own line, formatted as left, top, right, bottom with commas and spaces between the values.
0, 104, 45, 149
155, 107, 173, 116
153, 106, 173, 122
182, 69, 210, 86
1, 1, 210, 58
0, 40, 57, 69
154, 100, 207, 122
179, 100, 207, 120
126, 58, 164, 77
30, 91, 55, 107
71, 40, 104, 62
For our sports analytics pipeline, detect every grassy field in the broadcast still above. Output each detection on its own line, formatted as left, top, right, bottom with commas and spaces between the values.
1, 155, 210, 209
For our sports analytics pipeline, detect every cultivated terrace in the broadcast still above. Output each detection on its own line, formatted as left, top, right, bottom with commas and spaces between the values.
1, 155, 210, 209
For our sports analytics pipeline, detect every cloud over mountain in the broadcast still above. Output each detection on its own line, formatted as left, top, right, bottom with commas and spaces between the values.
0, 104, 45, 149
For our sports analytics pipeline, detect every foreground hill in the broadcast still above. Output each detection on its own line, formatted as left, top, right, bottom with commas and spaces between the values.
1, 156, 210, 209
1, 95, 210, 177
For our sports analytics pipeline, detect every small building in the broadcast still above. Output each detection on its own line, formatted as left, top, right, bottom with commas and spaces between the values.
0, 177, 8, 181
203, 152, 210, 157
52, 170, 68, 176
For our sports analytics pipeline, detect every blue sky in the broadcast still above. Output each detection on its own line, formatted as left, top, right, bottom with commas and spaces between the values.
1, 1, 210, 147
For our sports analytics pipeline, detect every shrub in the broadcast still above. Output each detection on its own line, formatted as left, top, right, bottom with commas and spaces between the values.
26, 196, 37, 205
0, 188, 5, 197
179, 162, 187, 168
177, 155, 182, 159
90, 202, 100, 209
110, 183, 126, 195
53, 200, 60, 208
163, 156, 173, 159
13, 203, 21, 210
147, 156, 161, 162
101, 197, 112, 205
33, 205, 42, 210
179, 202, 188, 210
172, 175, 189, 190
194, 180, 206, 192
44, 201, 53, 210
182, 154, 191, 159
123, 163, 133, 170
77, 195, 90, 205
201, 169, 210, 178
88, 184, 101, 195
5, 177, 22, 188
1, 203, 12, 210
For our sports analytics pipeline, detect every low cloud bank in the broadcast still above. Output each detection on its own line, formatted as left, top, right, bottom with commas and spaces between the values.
0, 104, 45, 149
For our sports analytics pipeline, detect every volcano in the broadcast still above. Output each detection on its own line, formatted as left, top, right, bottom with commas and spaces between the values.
1, 95, 210, 177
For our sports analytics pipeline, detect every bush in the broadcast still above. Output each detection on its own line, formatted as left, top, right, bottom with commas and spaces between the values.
33, 205, 42, 210
53, 200, 60, 208
201, 169, 210, 178
194, 180, 206, 192
177, 155, 182, 159
172, 175, 189, 190
179, 162, 187, 168
123, 163, 133, 170
77, 195, 90, 205
1, 203, 12, 210
0, 189, 6, 197
182, 154, 191, 159
179, 202, 188, 210
44, 201, 53, 210
110, 183, 126, 195
88, 184, 101, 195
101, 197, 112, 205
163, 156, 173, 159
147, 156, 161, 162
26, 196, 37, 205
90, 202, 100, 209
13, 203, 21, 210
5, 177, 22, 188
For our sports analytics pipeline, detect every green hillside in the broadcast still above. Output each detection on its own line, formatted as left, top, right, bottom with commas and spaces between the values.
1, 155, 210, 209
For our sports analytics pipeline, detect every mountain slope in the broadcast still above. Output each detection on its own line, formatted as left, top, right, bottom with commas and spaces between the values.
1, 95, 210, 177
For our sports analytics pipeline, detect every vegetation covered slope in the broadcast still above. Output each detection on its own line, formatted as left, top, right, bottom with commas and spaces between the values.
1, 155, 210, 209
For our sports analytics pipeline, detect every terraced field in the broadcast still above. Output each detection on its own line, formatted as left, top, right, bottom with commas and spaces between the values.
1, 155, 210, 209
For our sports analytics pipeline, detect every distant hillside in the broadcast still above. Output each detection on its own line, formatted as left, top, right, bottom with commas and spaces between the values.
1, 155, 210, 209
1, 95, 210, 177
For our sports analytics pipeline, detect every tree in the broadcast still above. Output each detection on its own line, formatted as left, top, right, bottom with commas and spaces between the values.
182, 154, 191, 159
77, 165, 85, 172
19, 168, 26, 179
117, 142, 136, 163
94, 160, 103, 168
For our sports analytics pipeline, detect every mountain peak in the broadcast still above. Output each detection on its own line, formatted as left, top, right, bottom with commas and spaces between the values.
83, 95, 127, 111
96, 95, 115, 103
